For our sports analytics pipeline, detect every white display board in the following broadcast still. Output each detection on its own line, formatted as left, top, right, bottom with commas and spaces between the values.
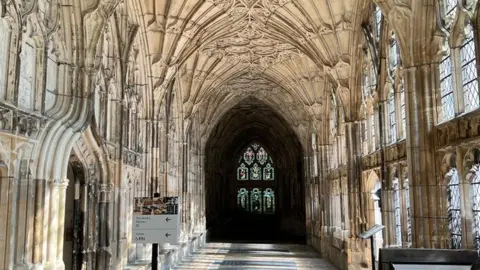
132, 196, 179, 244
392, 264, 472, 270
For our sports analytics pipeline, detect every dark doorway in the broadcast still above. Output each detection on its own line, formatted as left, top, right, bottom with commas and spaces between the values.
64, 159, 85, 270
205, 98, 306, 244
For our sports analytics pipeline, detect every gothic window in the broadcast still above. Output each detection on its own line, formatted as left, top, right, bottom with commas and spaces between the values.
374, 6, 382, 42
0, 20, 10, 100
237, 188, 249, 212
18, 40, 36, 110
238, 143, 274, 181
468, 163, 480, 250
370, 114, 376, 152
250, 188, 262, 214
393, 179, 402, 246
460, 23, 479, 113
444, 0, 457, 18
399, 82, 406, 139
439, 51, 455, 122
446, 168, 462, 248
236, 143, 275, 214
389, 34, 399, 72
263, 188, 275, 214
404, 180, 412, 247
388, 92, 397, 144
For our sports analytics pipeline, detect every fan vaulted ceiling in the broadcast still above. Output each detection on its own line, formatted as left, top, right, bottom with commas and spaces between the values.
134, 0, 362, 137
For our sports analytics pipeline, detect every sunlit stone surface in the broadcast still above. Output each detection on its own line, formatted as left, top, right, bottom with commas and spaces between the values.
175, 243, 338, 269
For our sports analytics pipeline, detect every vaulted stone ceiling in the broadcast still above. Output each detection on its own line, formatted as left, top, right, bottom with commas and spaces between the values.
131, 0, 365, 143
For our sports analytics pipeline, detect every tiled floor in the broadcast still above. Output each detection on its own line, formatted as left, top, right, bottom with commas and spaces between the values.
174, 242, 338, 269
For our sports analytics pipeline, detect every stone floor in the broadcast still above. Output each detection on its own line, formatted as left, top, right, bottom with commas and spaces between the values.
174, 242, 338, 269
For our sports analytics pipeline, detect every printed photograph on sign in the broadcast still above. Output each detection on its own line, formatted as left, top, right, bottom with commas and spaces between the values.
133, 196, 179, 215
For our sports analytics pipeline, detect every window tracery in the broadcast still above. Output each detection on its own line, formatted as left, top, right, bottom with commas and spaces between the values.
403, 179, 412, 247
393, 179, 402, 246
446, 168, 462, 248
460, 22, 479, 113
388, 91, 397, 144
236, 143, 275, 214
439, 51, 455, 122
468, 163, 480, 250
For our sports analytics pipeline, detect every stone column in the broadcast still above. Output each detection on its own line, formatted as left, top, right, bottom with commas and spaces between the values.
56, 179, 69, 269
45, 179, 61, 269
403, 63, 438, 248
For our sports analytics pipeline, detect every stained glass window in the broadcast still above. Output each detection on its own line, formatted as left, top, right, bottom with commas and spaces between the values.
393, 180, 402, 246
237, 188, 249, 212
388, 93, 397, 144
263, 188, 275, 214
446, 168, 462, 249
237, 143, 274, 181
461, 23, 479, 113
250, 188, 262, 214
236, 143, 275, 214
468, 164, 480, 250
439, 51, 455, 122
404, 180, 412, 247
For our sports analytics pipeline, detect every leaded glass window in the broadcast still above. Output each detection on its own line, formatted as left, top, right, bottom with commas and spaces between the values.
444, 0, 457, 18
393, 180, 402, 246
374, 6, 382, 42
460, 23, 479, 113
388, 93, 397, 144
404, 180, 412, 247
439, 51, 455, 122
370, 114, 376, 152
250, 188, 262, 214
237, 188, 249, 211
263, 188, 275, 214
237, 143, 274, 181
400, 82, 406, 139
469, 164, 480, 250
446, 168, 462, 249
236, 143, 275, 214
389, 34, 399, 71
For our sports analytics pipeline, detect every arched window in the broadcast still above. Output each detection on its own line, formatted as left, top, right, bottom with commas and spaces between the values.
387, 91, 397, 144
393, 179, 402, 246
439, 50, 454, 122
403, 179, 412, 247
460, 22, 479, 113
236, 143, 275, 214
468, 164, 480, 249
370, 113, 376, 152
446, 168, 462, 248
399, 81, 406, 139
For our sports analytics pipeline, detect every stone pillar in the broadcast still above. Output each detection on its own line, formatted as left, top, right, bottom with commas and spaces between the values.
44, 179, 61, 269
56, 179, 69, 269
403, 63, 438, 248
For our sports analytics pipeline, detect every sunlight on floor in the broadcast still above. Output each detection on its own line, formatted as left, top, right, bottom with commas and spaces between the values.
174, 242, 337, 269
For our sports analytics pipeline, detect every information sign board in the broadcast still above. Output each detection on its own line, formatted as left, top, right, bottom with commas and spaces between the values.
132, 196, 179, 244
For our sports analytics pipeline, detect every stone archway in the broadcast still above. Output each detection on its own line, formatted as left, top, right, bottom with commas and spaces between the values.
64, 157, 86, 270
205, 98, 305, 243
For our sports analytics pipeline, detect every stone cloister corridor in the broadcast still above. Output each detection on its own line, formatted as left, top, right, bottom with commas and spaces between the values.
2, 0, 480, 269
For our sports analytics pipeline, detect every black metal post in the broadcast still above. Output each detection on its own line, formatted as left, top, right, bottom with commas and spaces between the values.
152, 193, 160, 270
370, 236, 376, 270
